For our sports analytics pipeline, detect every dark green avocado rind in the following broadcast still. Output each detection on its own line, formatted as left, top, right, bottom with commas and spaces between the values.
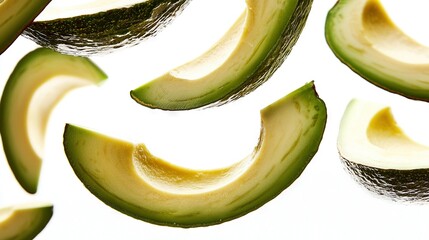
325, 0, 429, 102
22, 0, 190, 56
131, 0, 313, 110
63, 82, 327, 228
341, 157, 429, 202
0, 48, 107, 194
0, 0, 51, 54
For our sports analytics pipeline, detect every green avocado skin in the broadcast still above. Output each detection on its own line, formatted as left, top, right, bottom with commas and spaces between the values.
341, 157, 429, 202
22, 0, 190, 56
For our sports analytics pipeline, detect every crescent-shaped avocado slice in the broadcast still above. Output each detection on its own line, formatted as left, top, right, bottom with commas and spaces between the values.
130, 0, 313, 110
0, 0, 51, 54
63, 81, 327, 227
325, 0, 429, 101
0, 204, 53, 240
0, 48, 107, 194
22, 0, 191, 56
338, 99, 429, 202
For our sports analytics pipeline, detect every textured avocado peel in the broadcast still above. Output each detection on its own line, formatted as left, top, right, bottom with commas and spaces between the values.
338, 99, 429, 203
342, 158, 429, 202
64, 81, 327, 227
326, 0, 429, 102
22, 0, 191, 56
131, 0, 313, 110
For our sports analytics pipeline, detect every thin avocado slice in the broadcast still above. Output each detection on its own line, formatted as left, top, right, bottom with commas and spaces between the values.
21, 0, 191, 56
130, 0, 313, 110
63, 81, 327, 227
0, 204, 53, 240
338, 99, 429, 202
0, 48, 107, 194
0, 0, 51, 54
325, 0, 429, 101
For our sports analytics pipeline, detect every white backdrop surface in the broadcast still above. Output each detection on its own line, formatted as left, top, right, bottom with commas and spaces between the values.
1, 0, 429, 239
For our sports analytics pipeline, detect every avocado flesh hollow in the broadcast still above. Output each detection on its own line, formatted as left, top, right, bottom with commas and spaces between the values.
338, 99, 429, 202
131, 0, 313, 110
22, 0, 191, 56
64, 81, 327, 227
0, 48, 107, 194
0, 0, 51, 54
0, 204, 53, 240
325, 0, 429, 101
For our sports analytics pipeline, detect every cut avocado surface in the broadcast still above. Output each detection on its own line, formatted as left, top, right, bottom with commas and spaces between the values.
22, 0, 191, 56
131, 0, 313, 110
0, 0, 51, 54
338, 99, 429, 202
63, 81, 327, 227
0, 204, 53, 240
0, 48, 107, 194
325, 0, 429, 101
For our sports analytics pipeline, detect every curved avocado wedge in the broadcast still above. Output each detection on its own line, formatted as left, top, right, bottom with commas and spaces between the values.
338, 99, 429, 202
325, 0, 429, 101
0, 48, 107, 194
22, 0, 191, 56
0, 204, 53, 240
0, 0, 51, 54
63, 81, 327, 227
131, 0, 313, 110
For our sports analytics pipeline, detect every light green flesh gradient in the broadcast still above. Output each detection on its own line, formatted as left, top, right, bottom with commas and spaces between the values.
338, 99, 429, 170
0, 0, 51, 54
0, 48, 107, 194
0, 204, 53, 240
325, 0, 429, 101
64, 81, 327, 227
131, 0, 301, 110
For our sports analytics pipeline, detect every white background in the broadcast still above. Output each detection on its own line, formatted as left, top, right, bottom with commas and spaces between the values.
2, 0, 429, 239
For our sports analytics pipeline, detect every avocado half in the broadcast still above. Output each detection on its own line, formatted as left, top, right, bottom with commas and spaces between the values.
338, 99, 429, 202
63, 81, 327, 227
325, 0, 429, 101
0, 0, 51, 54
0, 204, 53, 240
22, 0, 190, 56
0, 48, 107, 194
131, 0, 313, 110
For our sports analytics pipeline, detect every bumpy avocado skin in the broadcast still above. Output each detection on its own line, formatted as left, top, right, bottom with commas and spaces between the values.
22, 0, 190, 56
341, 157, 429, 202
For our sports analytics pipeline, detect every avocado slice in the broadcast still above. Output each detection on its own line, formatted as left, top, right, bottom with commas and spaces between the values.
130, 0, 313, 110
0, 48, 107, 194
0, 204, 53, 240
0, 0, 51, 54
325, 0, 429, 101
338, 99, 429, 202
63, 81, 327, 227
22, 0, 191, 56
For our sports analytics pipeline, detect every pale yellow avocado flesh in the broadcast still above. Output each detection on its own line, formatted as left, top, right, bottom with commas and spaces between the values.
0, 204, 53, 240
338, 99, 429, 170
325, 0, 429, 101
64, 82, 327, 227
0, 48, 107, 194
